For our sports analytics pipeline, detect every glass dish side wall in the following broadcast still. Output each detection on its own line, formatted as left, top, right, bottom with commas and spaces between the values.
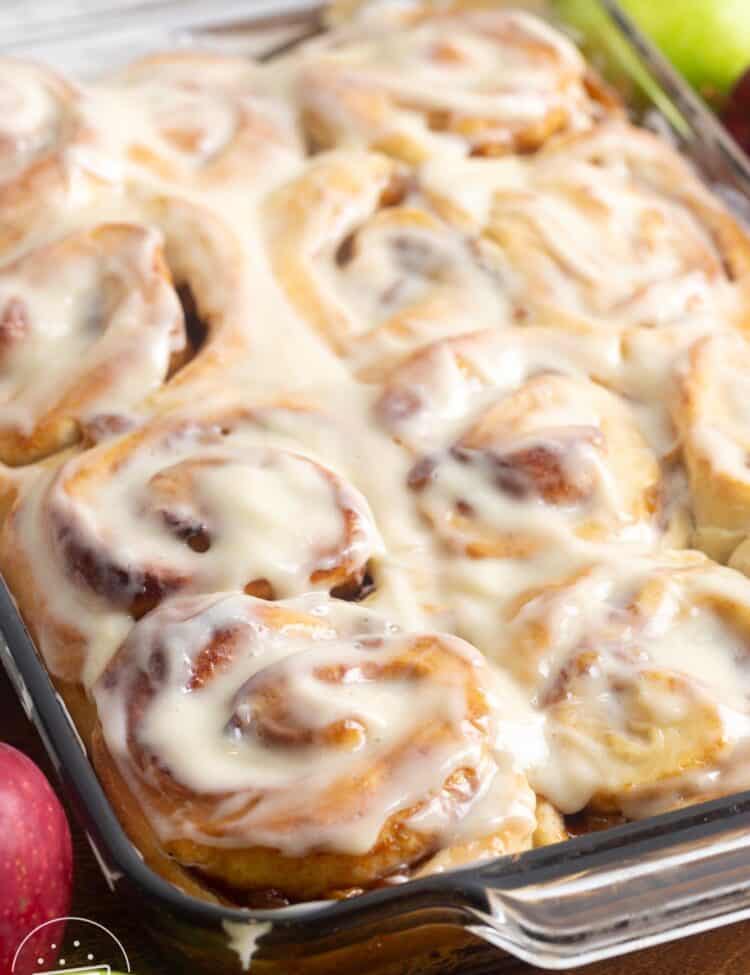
3, 2, 750, 972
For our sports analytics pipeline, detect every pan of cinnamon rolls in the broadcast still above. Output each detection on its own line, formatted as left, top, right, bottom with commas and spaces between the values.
4, 0, 750, 971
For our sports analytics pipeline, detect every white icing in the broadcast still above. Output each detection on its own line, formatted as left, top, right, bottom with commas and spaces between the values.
0, 224, 184, 437
528, 558, 750, 813
420, 122, 743, 352
223, 920, 271, 972
287, 6, 603, 158
95, 591, 537, 857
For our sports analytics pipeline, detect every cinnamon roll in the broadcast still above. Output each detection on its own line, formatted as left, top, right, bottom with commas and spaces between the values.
0, 223, 185, 466
0, 399, 382, 685
265, 151, 511, 378
672, 333, 750, 567
293, 2, 617, 162
0, 60, 110, 254
496, 552, 750, 816
91, 591, 537, 901
0, 195, 246, 465
102, 52, 302, 190
422, 122, 750, 350
377, 329, 680, 558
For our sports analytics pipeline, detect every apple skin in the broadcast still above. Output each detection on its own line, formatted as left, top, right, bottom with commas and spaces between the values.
723, 68, 750, 156
556, 0, 750, 95
0, 744, 73, 975
619, 0, 750, 94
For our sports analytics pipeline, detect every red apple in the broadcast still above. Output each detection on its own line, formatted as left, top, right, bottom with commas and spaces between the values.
722, 68, 750, 157
0, 744, 73, 975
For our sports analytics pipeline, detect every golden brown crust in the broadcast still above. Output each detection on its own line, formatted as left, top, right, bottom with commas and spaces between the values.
532, 799, 568, 847
90, 728, 226, 904
672, 333, 750, 565
91, 594, 535, 901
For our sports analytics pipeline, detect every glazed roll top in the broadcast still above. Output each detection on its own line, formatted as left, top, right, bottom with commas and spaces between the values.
0, 224, 185, 464
265, 150, 514, 379
292, 1, 618, 161
99, 53, 303, 190
92, 591, 538, 899
0, 399, 386, 685
377, 328, 684, 557
490, 554, 750, 816
422, 123, 750, 346
0, 194, 248, 465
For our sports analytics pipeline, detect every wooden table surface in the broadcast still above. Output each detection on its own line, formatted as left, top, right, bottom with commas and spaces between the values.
2, 665, 750, 975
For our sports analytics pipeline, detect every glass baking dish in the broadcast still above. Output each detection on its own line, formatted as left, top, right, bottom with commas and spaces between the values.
3, 1, 750, 971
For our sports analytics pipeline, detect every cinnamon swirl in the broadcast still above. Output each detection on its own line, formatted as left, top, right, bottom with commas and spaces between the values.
292, 2, 618, 162
0, 194, 247, 464
537, 558, 750, 815
377, 329, 682, 559
490, 552, 750, 816
0, 399, 382, 685
422, 122, 750, 350
102, 52, 302, 190
91, 591, 537, 901
0, 223, 185, 465
265, 151, 511, 378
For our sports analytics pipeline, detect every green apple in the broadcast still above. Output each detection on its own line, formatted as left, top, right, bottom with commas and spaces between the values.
556, 0, 750, 95
618, 0, 750, 94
